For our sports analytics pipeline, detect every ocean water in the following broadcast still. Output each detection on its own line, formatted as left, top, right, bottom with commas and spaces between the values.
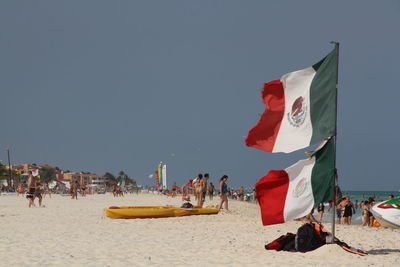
342, 191, 400, 203
244, 190, 399, 225
316, 191, 400, 225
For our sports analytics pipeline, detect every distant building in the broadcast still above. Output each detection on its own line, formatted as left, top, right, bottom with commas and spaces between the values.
9, 163, 105, 186
62, 172, 105, 186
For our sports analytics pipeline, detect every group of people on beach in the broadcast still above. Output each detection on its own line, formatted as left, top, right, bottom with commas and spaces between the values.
188, 173, 229, 211
312, 194, 397, 226
335, 197, 357, 225
163, 174, 230, 211
20, 170, 92, 206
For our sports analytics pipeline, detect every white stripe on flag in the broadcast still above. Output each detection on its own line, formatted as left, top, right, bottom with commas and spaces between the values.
273, 67, 316, 153
284, 157, 316, 221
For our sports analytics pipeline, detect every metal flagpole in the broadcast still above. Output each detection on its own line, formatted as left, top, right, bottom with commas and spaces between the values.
330, 41, 339, 243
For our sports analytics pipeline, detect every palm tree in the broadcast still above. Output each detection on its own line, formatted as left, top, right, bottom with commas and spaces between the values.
0, 163, 7, 183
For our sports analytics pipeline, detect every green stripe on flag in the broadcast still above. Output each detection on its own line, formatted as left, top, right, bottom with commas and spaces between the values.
310, 46, 337, 144
311, 138, 335, 207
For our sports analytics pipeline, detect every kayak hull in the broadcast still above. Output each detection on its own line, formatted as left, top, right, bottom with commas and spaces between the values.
105, 206, 219, 219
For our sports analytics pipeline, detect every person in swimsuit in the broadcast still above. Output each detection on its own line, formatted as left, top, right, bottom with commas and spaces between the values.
43, 182, 51, 199
201, 174, 209, 205
361, 201, 370, 226
219, 175, 229, 211
34, 177, 43, 207
367, 197, 376, 227
112, 183, 118, 197
317, 202, 325, 222
195, 174, 203, 208
336, 197, 345, 224
342, 197, 356, 225
26, 171, 35, 207
81, 182, 86, 197
71, 181, 78, 200
171, 182, 177, 198
208, 182, 215, 201
237, 186, 244, 201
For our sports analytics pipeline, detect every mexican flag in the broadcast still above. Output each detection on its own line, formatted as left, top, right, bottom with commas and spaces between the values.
255, 138, 334, 226
245, 46, 338, 153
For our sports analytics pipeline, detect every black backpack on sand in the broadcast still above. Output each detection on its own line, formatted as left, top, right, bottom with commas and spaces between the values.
181, 202, 193, 208
295, 223, 324, 252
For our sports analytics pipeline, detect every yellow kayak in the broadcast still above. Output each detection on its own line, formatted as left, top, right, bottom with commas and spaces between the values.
105, 206, 219, 219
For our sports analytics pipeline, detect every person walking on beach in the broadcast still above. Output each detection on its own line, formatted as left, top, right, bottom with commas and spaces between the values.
71, 181, 78, 200
342, 197, 356, 225
208, 182, 215, 201
81, 182, 86, 197
219, 175, 229, 211
33, 175, 43, 207
336, 197, 345, 224
26, 171, 36, 207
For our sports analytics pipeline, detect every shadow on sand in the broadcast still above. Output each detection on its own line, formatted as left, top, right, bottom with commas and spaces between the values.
367, 249, 400, 255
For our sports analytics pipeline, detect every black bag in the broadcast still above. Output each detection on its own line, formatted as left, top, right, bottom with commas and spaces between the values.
181, 202, 193, 208
295, 223, 323, 252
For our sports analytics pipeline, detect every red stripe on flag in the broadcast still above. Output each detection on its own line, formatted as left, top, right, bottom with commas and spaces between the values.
255, 170, 289, 226
245, 80, 285, 152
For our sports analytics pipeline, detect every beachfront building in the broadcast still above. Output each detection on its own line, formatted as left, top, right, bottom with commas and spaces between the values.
61, 172, 105, 186
10, 163, 62, 178
9, 163, 105, 186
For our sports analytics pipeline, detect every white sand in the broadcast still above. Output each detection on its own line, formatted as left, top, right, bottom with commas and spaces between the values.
1, 193, 399, 266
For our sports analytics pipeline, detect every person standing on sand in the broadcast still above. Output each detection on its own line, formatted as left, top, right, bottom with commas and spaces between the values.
171, 182, 177, 197
252, 188, 257, 203
336, 197, 345, 224
208, 182, 215, 201
181, 181, 189, 201
361, 201, 370, 226
33, 175, 43, 207
238, 186, 244, 201
81, 182, 86, 197
317, 202, 325, 222
17, 182, 24, 196
112, 183, 118, 197
43, 182, 51, 198
368, 197, 376, 227
71, 181, 78, 200
195, 174, 203, 207
26, 171, 36, 207
219, 175, 229, 211
342, 197, 356, 225
202, 174, 209, 205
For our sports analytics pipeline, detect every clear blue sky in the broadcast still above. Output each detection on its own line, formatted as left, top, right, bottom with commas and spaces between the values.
1, 0, 399, 190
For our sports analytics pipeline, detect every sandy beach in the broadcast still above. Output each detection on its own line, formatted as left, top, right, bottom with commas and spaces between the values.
1, 193, 399, 267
